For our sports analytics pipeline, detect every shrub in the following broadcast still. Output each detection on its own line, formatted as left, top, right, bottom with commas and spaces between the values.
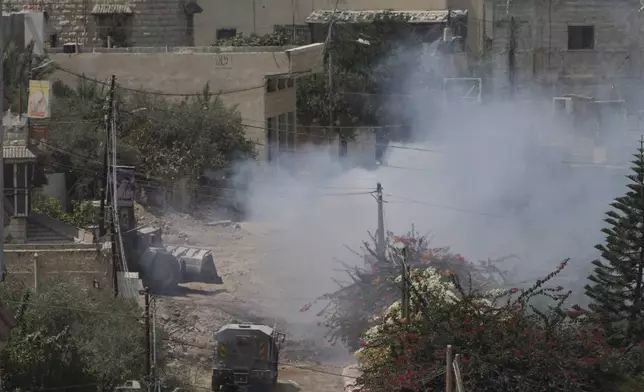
353, 260, 643, 392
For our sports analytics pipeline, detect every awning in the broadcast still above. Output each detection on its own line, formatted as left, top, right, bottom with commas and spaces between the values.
184, 2, 203, 15
306, 9, 467, 24
3, 146, 38, 160
91, 4, 133, 15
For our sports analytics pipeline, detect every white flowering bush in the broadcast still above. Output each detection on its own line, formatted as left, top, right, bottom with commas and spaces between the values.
302, 230, 505, 351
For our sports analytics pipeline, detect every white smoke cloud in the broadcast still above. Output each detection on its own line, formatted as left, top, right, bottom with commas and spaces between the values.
227, 40, 639, 352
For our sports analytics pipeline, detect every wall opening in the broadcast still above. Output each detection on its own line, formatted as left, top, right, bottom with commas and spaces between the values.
568, 25, 594, 50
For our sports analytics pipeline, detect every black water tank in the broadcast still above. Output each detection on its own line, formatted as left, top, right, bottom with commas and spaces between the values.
62, 43, 79, 54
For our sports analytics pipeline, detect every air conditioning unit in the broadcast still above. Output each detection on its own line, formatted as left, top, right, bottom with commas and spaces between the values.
553, 97, 573, 115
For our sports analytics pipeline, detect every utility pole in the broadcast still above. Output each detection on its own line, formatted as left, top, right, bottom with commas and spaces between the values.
152, 296, 159, 392
401, 247, 410, 320
327, 24, 335, 153
445, 344, 454, 392
0, 0, 6, 281
508, 16, 517, 97
143, 287, 151, 392
376, 182, 385, 257
99, 75, 116, 238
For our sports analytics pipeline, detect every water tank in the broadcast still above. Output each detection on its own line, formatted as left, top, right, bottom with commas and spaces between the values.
139, 247, 181, 291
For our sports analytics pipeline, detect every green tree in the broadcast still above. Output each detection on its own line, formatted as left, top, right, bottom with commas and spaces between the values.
0, 279, 147, 392
297, 12, 426, 145
3, 39, 57, 112
212, 30, 295, 46
120, 84, 256, 183
585, 139, 644, 344
44, 79, 255, 207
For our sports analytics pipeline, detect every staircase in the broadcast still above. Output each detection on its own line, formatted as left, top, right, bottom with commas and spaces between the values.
26, 220, 74, 244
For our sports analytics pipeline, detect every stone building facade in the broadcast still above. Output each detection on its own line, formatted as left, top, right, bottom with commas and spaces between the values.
484, 0, 643, 100
6, 0, 201, 48
194, 0, 486, 55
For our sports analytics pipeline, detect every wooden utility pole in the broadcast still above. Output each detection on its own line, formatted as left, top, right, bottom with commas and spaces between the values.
508, 16, 517, 97
0, 0, 6, 282
143, 287, 151, 391
445, 344, 454, 392
375, 182, 385, 257
99, 75, 116, 238
401, 247, 410, 320
327, 25, 334, 148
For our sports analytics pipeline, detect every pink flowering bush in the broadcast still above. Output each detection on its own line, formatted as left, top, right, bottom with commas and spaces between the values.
352, 259, 644, 392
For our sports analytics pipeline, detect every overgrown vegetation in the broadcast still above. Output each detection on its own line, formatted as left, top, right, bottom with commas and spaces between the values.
0, 279, 146, 392
32, 190, 98, 229
44, 79, 256, 205
0, 279, 196, 392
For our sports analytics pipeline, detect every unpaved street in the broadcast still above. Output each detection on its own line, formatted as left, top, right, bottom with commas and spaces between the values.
138, 207, 349, 391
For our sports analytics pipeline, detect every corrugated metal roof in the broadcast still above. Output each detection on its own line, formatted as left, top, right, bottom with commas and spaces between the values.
91, 4, 133, 15
306, 9, 466, 24
3, 146, 37, 160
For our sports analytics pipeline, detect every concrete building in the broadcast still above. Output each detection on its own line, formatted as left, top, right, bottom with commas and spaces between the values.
4, 0, 201, 48
484, 0, 643, 100
49, 43, 324, 163
194, 0, 485, 54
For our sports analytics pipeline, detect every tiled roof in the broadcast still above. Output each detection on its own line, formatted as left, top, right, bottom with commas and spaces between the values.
3, 146, 38, 160
91, 4, 133, 15
306, 9, 467, 24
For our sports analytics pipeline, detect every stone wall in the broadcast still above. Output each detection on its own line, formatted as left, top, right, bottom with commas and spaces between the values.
487, 0, 644, 100
4, 245, 112, 290
7, 0, 191, 48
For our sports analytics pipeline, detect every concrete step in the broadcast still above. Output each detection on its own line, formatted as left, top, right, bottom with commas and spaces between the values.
27, 222, 74, 243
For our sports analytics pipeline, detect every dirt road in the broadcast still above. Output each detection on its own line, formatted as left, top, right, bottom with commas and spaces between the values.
139, 208, 350, 391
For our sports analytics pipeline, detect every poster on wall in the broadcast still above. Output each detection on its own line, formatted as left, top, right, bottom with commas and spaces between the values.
30, 124, 47, 142
27, 80, 51, 119
109, 166, 136, 207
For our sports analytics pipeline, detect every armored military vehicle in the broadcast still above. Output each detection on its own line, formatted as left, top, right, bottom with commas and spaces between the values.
211, 323, 285, 392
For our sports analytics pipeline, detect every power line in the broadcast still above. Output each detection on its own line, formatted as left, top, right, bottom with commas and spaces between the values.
119, 107, 443, 154
51, 62, 267, 97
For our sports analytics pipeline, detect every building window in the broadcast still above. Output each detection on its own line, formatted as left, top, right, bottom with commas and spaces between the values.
278, 114, 287, 153
266, 117, 276, 162
4, 163, 29, 217
568, 26, 594, 50
49, 33, 58, 48
278, 78, 287, 90
273, 24, 311, 45
216, 28, 237, 40
287, 78, 294, 88
266, 78, 277, 93
287, 112, 296, 150
94, 14, 131, 48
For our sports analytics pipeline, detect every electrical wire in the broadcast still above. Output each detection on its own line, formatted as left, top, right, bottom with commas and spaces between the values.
118, 107, 444, 154
51, 62, 267, 97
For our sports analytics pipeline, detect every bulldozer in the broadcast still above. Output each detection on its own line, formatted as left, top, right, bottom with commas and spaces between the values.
211, 323, 285, 392
124, 225, 222, 292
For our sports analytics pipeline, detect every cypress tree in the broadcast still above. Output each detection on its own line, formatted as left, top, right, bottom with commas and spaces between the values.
585, 138, 644, 343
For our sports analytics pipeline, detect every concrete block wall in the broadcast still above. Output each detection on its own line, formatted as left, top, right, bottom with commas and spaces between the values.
487, 0, 644, 99
6, 0, 190, 48
4, 247, 112, 290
